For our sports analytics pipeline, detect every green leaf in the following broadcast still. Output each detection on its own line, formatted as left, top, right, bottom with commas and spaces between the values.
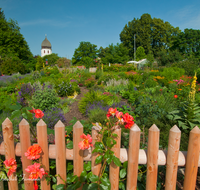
84, 161, 91, 171
47, 128, 55, 135
113, 156, 121, 167
67, 163, 73, 171
92, 147, 104, 154
100, 177, 111, 187
66, 141, 73, 149
52, 176, 57, 183
123, 161, 128, 169
99, 184, 110, 190
119, 182, 125, 190
106, 154, 113, 165
89, 174, 99, 182
56, 184, 65, 190
11, 110, 21, 119
71, 181, 81, 189
71, 175, 78, 182
80, 170, 87, 177
112, 133, 118, 138
120, 168, 126, 178
22, 112, 28, 120
9, 103, 22, 111
88, 183, 98, 190
0, 171, 8, 180
82, 184, 89, 190
65, 126, 73, 134
95, 155, 103, 164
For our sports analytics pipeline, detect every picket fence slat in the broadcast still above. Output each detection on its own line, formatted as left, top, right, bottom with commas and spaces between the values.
19, 119, 34, 190
146, 124, 160, 190
91, 126, 101, 176
36, 119, 50, 190
165, 125, 181, 190
109, 128, 121, 190
73, 121, 83, 190
183, 126, 200, 190
126, 124, 141, 190
2, 118, 18, 190
1, 118, 200, 190
55, 120, 66, 186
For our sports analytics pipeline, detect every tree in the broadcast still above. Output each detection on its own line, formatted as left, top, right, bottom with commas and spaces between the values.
42, 53, 60, 66
72, 41, 99, 66
36, 56, 44, 71
120, 13, 180, 58
0, 8, 33, 61
136, 46, 146, 61
57, 57, 71, 68
99, 43, 129, 64
170, 29, 200, 58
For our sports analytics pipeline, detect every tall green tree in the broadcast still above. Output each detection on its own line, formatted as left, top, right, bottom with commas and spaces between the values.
171, 28, 200, 58
0, 8, 33, 60
72, 41, 98, 66
99, 43, 129, 64
120, 13, 180, 58
42, 53, 60, 66
136, 46, 146, 61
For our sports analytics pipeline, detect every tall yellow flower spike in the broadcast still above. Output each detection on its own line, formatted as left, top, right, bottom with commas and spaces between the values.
189, 72, 197, 102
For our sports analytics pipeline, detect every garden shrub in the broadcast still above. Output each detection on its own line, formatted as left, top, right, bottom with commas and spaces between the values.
42, 108, 66, 129
79, 90, 120, 114
31, 82, 59, 111
161, 67, 185, 81
144, 77, 158, 88
32, 71, 41, 80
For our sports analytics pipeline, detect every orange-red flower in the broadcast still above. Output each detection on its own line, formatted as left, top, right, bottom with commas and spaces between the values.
29, 108, 44, 118
78, 134, 93, 150
3, 158, 17, 176
25, 144, 42, 160
174, 95, 178, 98
123, 113, 134, 129
106, 108, 118, 118
25, 163, 45, 190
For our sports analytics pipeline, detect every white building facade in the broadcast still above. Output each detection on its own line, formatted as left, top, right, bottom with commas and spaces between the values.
41, 35, 52, 57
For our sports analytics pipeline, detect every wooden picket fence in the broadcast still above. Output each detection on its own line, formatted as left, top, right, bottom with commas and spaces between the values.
1, 117, 200, 190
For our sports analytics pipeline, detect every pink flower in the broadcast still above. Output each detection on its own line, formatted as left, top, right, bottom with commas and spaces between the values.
78, 134, 93, 150
3, 158, 17, 176
25, 144, 42, 160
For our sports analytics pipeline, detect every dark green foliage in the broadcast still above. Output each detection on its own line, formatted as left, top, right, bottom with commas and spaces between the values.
0, 56, 26, 75
0, 8, 33, 63
120, 13, 180, 58
43, 53, 60, 66
136, 46, 146, 61
99, 43, 130, 64
72, 41, 99, 67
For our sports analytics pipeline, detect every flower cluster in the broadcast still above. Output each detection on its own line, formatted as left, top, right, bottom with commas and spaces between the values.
173, 79, 185, 85
78, 134, 93, 150
106, 108, 134, 129
25, 144, 45, 190
3, 158, 17, 177
29, 108, 44, 119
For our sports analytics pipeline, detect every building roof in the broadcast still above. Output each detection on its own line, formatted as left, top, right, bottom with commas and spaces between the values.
41, 36, 51, 48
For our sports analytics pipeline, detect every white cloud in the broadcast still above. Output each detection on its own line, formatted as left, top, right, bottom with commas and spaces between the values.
19, 19, 71, 28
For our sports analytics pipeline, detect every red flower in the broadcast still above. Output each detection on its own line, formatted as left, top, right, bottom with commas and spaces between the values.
174, 95, 178, 98
3, 158, 17, 176
29, 108, 44, 118
25, 163, 45, 190
159, 89, 162, 91
25, 144, 42, 160
123, 113, 134, 129
106, 108, 118, 118
78, 134, 93, 150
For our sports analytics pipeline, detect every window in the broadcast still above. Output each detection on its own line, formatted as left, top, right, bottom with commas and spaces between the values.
48, 50, 49, 53
44, 50, 45, 53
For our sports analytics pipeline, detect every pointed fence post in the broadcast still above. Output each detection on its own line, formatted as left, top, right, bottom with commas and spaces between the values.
146, 124, 160, 190
19, 119, 34, 190
36, 119, 50, 190
2, 118, 18, 190
183, 126, 200, 190
109, 128, 121, 190
55, 120, 66, 186
73, 121, 83, 190
165, 125, 181, 190
126, 124, 141, 190
91, 125, 101, 176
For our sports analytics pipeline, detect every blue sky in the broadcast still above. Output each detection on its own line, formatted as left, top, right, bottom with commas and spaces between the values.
1, 0, 200, 59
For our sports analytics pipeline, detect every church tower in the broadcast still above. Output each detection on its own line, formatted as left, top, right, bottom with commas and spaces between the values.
41, 35, 52, 57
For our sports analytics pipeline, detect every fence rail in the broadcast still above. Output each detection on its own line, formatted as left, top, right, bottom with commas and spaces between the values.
1, 117, 200, 190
